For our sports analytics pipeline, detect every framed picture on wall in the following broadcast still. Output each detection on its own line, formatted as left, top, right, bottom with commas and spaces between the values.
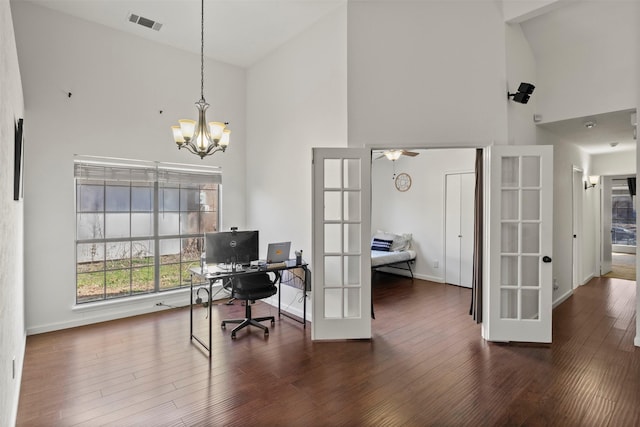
14, 118, 23, 201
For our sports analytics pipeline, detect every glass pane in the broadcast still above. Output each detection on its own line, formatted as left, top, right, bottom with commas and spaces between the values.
77, 243, 105, 271
200, 187, 218, 212
182, 237, 203, 262
344, 224, 361, 253
501, 190, 518, 220
132, 240, 154, 267
76, 271, 104, 303
200, 212, 218, 233
522, 190, 540, 220
324, 256, 342, 286
159, 187, 180, 211
105, 269, 131, 299
501, 157, 519, 187
344, 288, 361, 318
106, 185, 130, 212
132, 185, 153, 212
131, 213, 153, 237
522, 289, 539, 320
324, 288, 342, 318
77, 184, 104, 212
501, 223, 518, 253
521, 156, 540, 187
105, 213, 130, 238
500, 289, 518, 319
501, 256, 518, 286
180, 212, 200, 234
159, 264, 180, 290
324, 224, 342, 253
324, 191, 341, 221
77, 213, 104, 240
180, 188, 200, 211
106, 241, 131, 269
158, 212, 179, 235
522, 223, 539, 254
324, 159, 341, 188
343, 159, 361, 189
344, 191, 361, 222
521, 256, 539, 287
612, 192, 636, 245
160, 239, 181, 265
344, 256, 361, 285
131, 267, 154, 295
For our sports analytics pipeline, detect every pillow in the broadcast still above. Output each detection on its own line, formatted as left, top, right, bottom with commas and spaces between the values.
391, 233, 412, 251
371, 238, 393, 252
373, 230, 412, 252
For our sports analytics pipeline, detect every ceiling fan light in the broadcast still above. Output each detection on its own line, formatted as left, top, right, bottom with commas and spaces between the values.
178, 119, 196, 141
384, 150, 403, 161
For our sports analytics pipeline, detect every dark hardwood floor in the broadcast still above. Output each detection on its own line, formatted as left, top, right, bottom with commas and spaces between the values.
17, 275, 639, 426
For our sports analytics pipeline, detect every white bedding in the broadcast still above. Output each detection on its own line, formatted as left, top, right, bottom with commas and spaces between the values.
371, 249, 417, 267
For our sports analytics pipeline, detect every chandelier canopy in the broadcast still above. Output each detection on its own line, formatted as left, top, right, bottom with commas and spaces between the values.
171, 0, 230, 159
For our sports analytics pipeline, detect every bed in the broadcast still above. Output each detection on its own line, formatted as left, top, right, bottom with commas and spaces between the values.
370, 231, 416, 278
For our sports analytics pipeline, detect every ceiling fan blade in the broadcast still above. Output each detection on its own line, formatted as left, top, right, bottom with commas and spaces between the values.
402, 150, 420, 157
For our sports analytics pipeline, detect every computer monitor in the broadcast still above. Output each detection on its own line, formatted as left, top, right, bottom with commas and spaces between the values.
205, 230, 259, 266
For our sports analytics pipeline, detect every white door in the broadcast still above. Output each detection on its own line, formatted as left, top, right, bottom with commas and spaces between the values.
312, 148, 372, 340
484, 145, 553, 343
445, 173, 474, 288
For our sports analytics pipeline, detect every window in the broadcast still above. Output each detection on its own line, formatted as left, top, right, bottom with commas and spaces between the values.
75, 157, 221, 303
611, 186, 636, 246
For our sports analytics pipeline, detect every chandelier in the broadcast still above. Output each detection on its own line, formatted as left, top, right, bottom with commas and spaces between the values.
171, 0, 230, 159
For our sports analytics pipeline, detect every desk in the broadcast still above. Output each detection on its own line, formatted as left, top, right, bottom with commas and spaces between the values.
190, 261, 308, 356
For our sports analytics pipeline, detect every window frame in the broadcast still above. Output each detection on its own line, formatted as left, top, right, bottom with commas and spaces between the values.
74, 156, 221, 304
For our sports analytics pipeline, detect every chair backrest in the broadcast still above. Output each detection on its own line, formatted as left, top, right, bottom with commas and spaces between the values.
231, 273, 276, 300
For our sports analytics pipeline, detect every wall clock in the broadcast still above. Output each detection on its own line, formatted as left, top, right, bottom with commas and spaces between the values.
395, 172, 412, 192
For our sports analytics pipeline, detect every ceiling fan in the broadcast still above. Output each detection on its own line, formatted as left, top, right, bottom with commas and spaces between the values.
374, 149, 420, 161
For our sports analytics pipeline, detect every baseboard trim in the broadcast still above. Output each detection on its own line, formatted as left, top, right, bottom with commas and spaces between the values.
635, 335, 640, 348
553, 289, 573, 308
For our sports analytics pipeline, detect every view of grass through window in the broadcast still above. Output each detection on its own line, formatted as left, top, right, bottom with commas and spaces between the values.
75, 160, 220, 303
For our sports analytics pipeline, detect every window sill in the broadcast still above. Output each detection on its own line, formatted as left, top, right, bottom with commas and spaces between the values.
72, 287, 193, 312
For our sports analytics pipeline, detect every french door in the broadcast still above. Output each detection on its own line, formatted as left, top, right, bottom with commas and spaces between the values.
311, 148, 372, 340
484, 145, 553, 343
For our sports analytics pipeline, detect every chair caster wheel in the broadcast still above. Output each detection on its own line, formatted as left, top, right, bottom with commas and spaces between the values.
264, 330, 269, 337
221, 323, 226, 329
271, 320, 275, 325
231, 333, 236, 339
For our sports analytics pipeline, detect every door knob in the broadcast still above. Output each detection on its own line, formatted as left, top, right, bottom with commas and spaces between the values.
542, 256, 552, 263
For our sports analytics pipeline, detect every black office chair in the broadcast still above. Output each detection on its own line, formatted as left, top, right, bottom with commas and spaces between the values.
221, 273, 277, 339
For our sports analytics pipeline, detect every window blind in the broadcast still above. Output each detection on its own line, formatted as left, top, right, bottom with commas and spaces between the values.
74, 156, 222, 184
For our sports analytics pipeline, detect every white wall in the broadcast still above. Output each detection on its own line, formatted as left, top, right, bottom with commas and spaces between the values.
347, 1, 508, 148
0, 1, 25, 424
371, 149, 476, 282
522, 1, 639, 124
246, 6, 348, 319
536, 127, 593, 305
592, 151, 636, 177
12, 1, 247, 333
505, 22, 537, 145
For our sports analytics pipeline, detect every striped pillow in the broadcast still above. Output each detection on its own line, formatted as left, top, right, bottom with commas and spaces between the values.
371, 238, 393, 252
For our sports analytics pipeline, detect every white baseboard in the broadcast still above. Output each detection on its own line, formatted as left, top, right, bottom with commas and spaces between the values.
553, 289, 573, 308
635, 335, 640, 347
582, 273, 594, 285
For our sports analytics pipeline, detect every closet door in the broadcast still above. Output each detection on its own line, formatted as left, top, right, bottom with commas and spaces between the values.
445, 172, 474, 288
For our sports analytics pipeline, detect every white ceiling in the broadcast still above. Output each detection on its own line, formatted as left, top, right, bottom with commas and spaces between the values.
19, 0, 346, 68
537, 109, 637, 155
17, 0, 638, 155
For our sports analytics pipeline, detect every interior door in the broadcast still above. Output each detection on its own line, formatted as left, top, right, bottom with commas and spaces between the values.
312, 148, 372, 340
445, 172, 474, 288
484, 145, 553, 343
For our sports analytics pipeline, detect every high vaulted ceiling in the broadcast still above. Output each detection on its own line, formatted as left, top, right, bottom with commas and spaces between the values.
15, 0, 637, 154
17, 0, 346, 68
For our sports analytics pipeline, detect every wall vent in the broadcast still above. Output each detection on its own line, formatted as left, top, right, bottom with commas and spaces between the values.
127, 13, 163, 31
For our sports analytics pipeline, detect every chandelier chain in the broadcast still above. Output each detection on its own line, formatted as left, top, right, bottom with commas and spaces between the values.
200, 0, 204, 101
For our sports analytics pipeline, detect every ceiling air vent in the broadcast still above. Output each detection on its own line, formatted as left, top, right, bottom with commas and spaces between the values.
127, 13, 163, 31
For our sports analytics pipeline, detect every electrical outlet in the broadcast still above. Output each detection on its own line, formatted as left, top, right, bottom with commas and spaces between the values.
155, 302, 163, 307
433, 260, 439, 269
